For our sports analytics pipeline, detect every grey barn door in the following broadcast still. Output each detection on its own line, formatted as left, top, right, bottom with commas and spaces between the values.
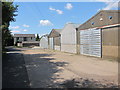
80, 28, 101, 57
49, 38, 54, 49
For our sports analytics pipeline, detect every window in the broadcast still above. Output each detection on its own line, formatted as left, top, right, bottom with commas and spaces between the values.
91, 22, 95, 25
100, 18, 103, 21
24, 37, 27, 41
31, 37, 32, 40
109, 16, 112, 19
17, 37, 19, 40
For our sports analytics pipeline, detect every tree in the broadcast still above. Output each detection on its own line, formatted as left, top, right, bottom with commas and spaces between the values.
36, 34, 40, 41
2, 1, 18, 50
2, 2, 18, 26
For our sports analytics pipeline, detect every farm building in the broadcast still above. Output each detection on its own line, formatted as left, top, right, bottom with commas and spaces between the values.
14, 34, 36, 44
76, 10, 120, 60
22, 41, 39, 47
48, 29, 62, 50
61, 23, 80, 53
40, 34, 49, 49
14, 34, 39, 47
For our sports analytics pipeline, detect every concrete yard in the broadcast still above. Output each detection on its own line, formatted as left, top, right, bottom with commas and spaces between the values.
3, 47, 118, 88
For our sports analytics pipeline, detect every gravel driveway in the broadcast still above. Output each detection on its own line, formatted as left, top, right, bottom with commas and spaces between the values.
3, 47, 119, 88
23, 47, 118, 88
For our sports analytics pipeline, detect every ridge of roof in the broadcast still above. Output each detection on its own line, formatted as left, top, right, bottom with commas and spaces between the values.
14, 34, 35, 37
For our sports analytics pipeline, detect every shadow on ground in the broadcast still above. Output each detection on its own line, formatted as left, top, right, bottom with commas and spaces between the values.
3, 47, 69, 88
3, 47, 118, 88
61, 78, 118, 88
2, 51, 30, 88
5, 47, 24, 52
23, 53, 119, 88
23, 53, 69, 88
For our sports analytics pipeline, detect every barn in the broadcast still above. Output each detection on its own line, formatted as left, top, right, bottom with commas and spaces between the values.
40, 34, 49, 49
61, 23, 80, 53
48, 29, 62, 50
76, 10, 120, 60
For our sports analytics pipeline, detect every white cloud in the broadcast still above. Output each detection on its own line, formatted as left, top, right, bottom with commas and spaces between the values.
56, 9, 63, 14
40, 20, 53, 26
11, 30, 20, 33
102, 2, 119, 10
23, 29, 28, 32
49, 7, 56, 11
65, 3, 73, 10
95, 0, 119, 12
49, 7, 63, 14
94, 0, 119, 10
23, 24, 30, 27
10, 26, 20, 29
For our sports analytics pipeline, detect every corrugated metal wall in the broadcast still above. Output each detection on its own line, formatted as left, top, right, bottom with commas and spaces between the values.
61, 24, 77, 53
54, 36, 61, 50
40, 36, 48, 49
49, 38, 54, 49
77, 10, 119, 59
80, 28, 101, 57
102, 26, 119, 60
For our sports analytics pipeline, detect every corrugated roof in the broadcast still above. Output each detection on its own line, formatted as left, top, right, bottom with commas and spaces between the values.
54, 29, 62, 33
48, 29, 61, 38
14, 34, 35, 37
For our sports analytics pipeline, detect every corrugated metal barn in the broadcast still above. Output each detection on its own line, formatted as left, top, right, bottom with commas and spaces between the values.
76, 10, 120, 60
61, 23, 80, 53
48, 29, 61, 50
40, 34, 49, 49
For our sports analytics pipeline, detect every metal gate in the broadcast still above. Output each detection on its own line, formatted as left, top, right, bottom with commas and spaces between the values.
49, 38, 54, 49
80, 28, 101, 57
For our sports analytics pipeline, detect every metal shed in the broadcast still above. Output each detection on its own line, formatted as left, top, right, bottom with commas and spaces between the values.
40, 34, 49, 49
48, 29, 62, 50
61, 23, 80, 53
77, 10, 120, 60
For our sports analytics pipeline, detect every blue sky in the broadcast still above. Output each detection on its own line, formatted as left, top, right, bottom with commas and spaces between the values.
9, 2, 119, 36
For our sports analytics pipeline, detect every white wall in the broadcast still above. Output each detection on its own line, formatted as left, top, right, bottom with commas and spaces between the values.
61, 24, 77, 53
40, 36, 48, 49
55, 45, 61, 51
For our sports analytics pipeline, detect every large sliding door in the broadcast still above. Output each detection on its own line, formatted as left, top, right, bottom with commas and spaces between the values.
80, 28, 101, 57
54, 36, 61, 51
49, 38, 54, 50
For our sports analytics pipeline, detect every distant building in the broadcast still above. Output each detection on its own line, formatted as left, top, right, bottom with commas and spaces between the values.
48, 29, 62, 50
61, 23, 80, 53
40, 34, 49, 49
13, 34, 39, 47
